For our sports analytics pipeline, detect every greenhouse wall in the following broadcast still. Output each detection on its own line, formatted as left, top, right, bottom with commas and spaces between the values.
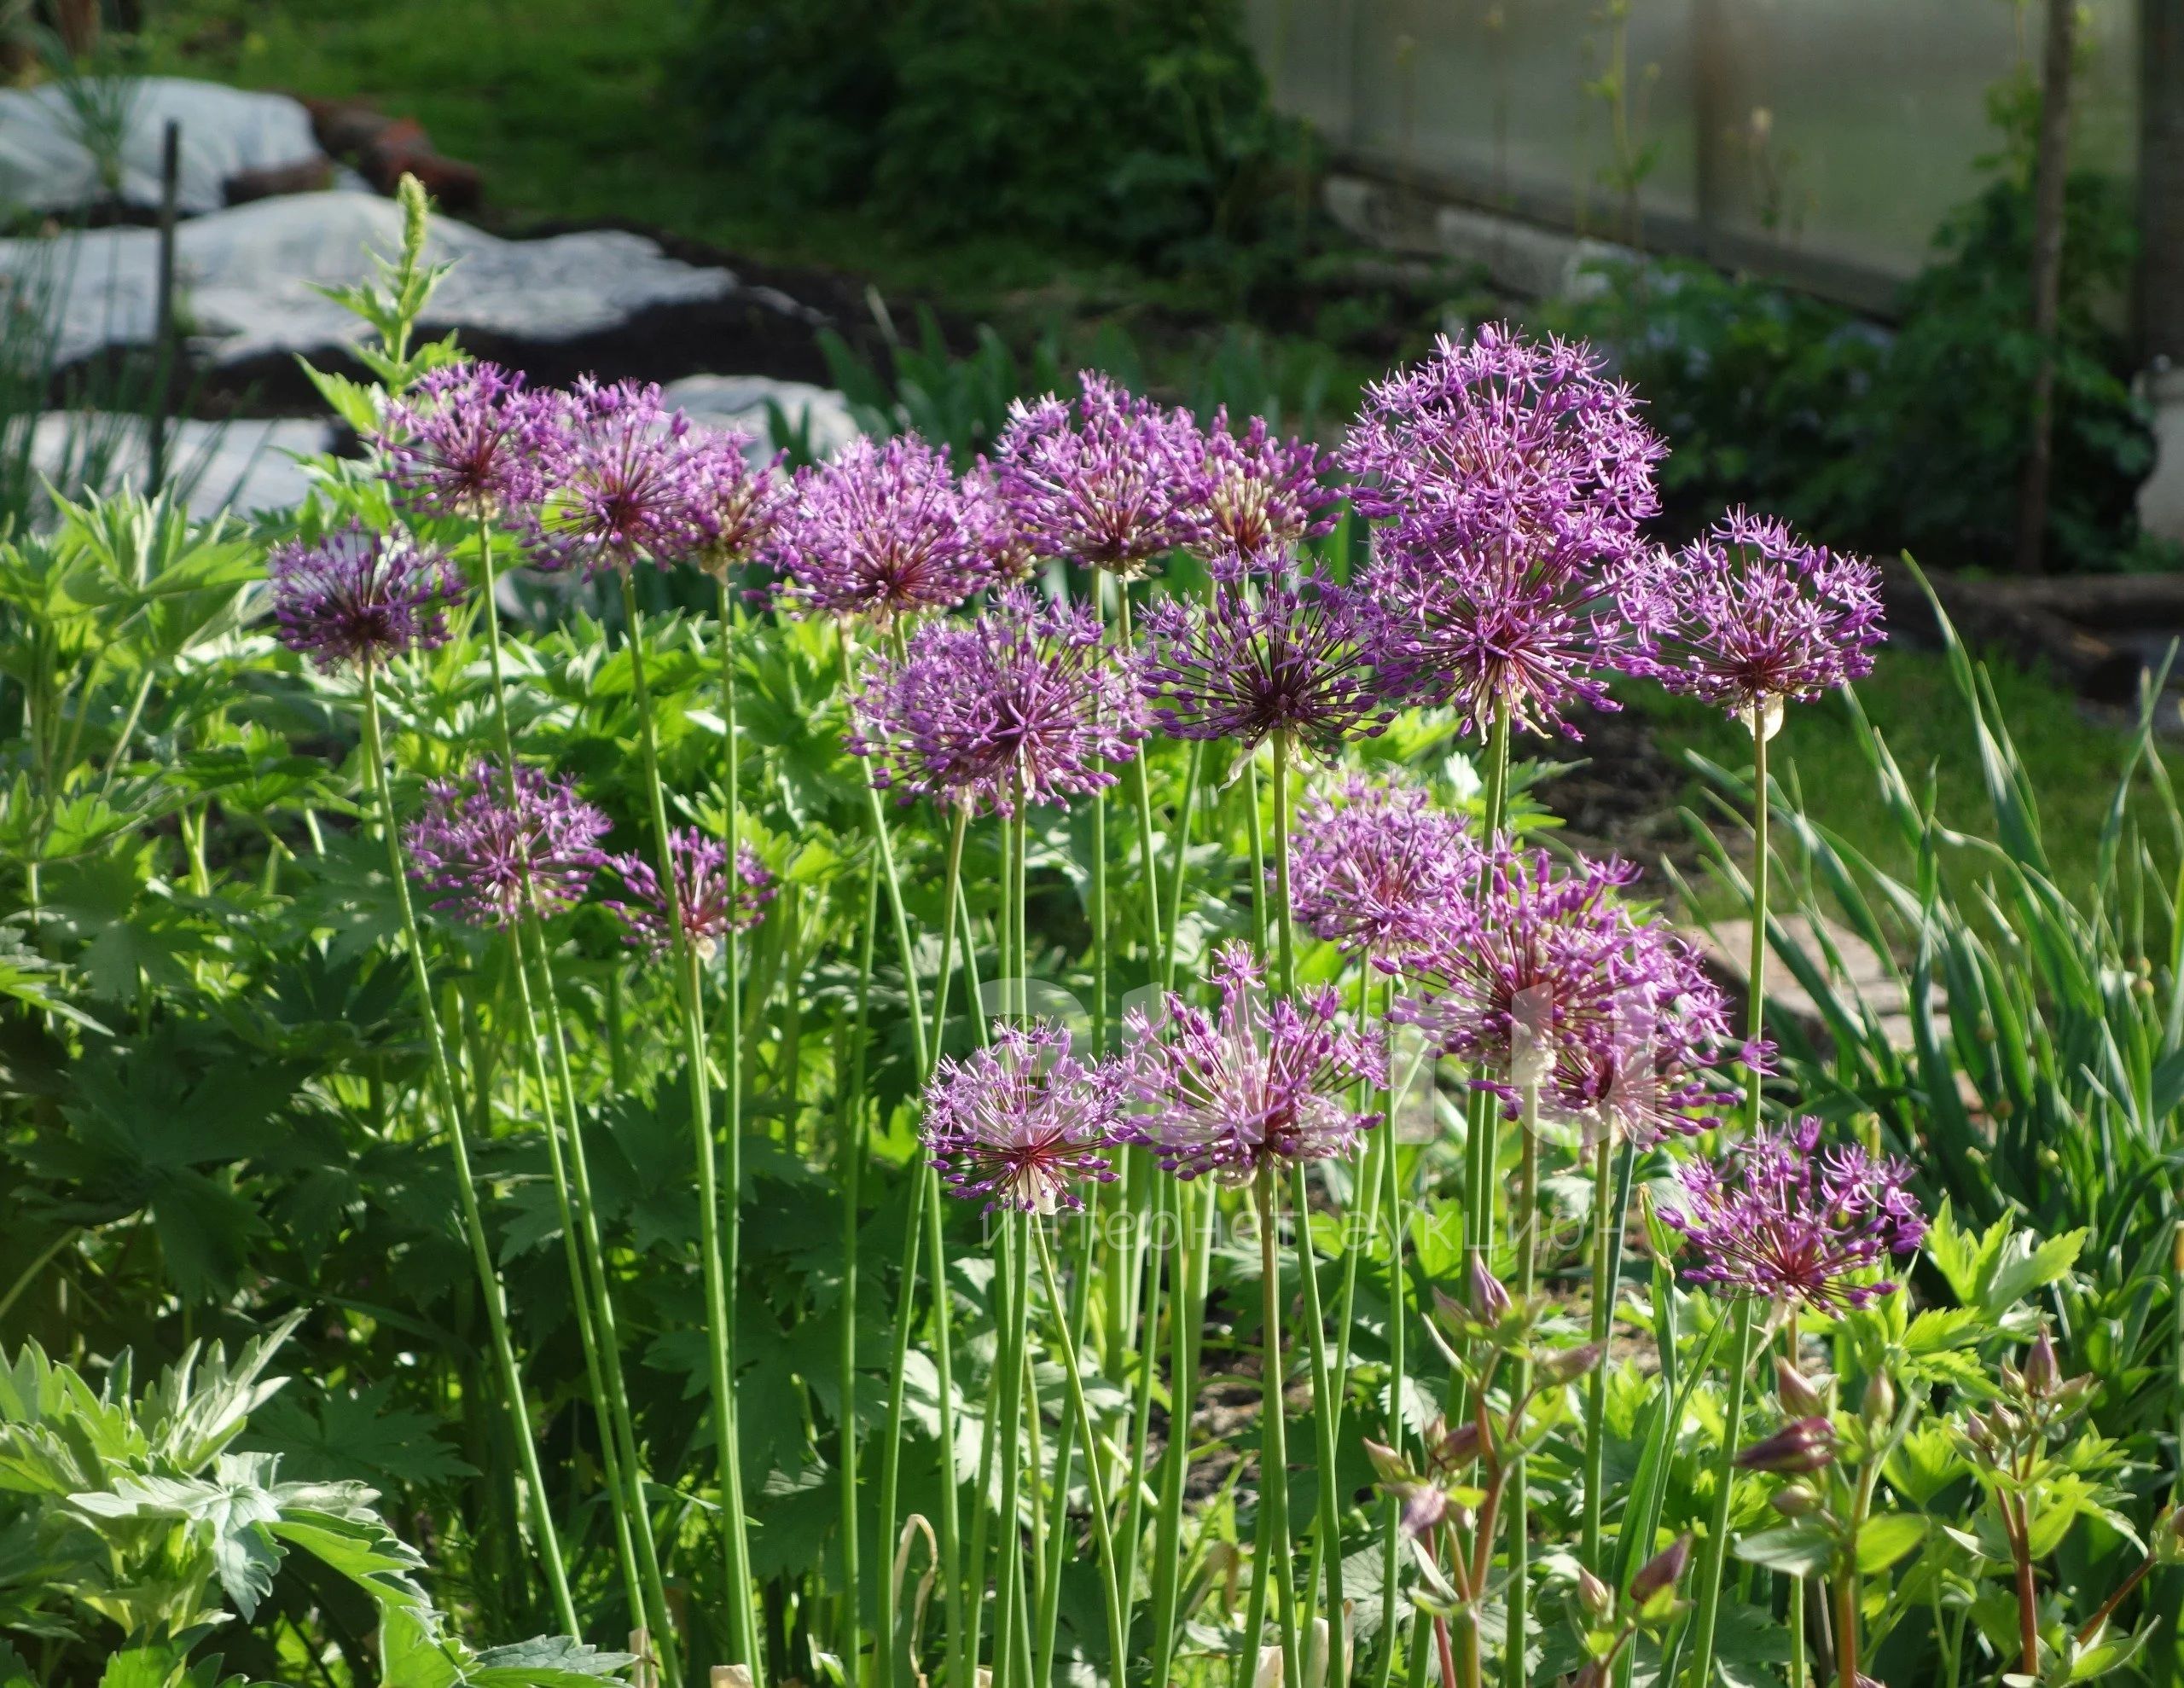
1246, 0, 2139, 310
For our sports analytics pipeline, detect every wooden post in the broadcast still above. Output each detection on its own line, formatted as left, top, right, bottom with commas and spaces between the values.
147, 119, 180, 498
2014, 0, 2077, 575
630, 1629, 656, 1688
2140, 0, 2184, 364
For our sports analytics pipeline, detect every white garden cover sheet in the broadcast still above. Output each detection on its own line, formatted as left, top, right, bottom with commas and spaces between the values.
29, 413, 336, 520
0, 191, 741, 368
0, 77, 324, 216
662, 374, 862, 461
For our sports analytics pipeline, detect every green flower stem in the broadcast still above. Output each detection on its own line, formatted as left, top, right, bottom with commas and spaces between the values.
1465, 703, 1513, 1266
1116, 1175, 1163, 1629
1255, 1164, 1304, 1688
876, 1166, 931, 1688
615, 571, 758, 1670
1745, 716, 1771, 1130
1684, 1296, 1757, 1688
1371, 974, 1406, 1688
1147, 1176, 1207, 1687
1093, 782, 1109, 1048
1033, 1214, 1100, 1685
473, 519, 668, 1668
992, 1215, 1031, 1685
927, 804, 971, 1057
357, 664, 578, 1638
839, 857, 880, 1678
1502, 1082, 1542, 1688
1245, 755, 1269, 955
1162, 740, 1205, 992
1578, 1132, 1627, 1574
1033, 1222, 1130, 1681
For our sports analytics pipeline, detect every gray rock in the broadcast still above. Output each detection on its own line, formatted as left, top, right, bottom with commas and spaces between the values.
0, 190, 740, 368
661, 374, 863, 461
0, 77, 323, 217
30, 411, 336, 519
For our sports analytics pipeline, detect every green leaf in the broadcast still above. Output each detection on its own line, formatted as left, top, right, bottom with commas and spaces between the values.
244, 1379, 475, 1488
1855, 1512, 1926, 1575
1729, 1523, 1836, 1578
96, 1646, 183, 1688
297, 359, 385, 437
468, 1636, 636, 1685
0, 1640, 37, 1688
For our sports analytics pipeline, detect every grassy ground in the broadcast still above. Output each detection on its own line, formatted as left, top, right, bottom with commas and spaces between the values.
1631, 647, 2180, 902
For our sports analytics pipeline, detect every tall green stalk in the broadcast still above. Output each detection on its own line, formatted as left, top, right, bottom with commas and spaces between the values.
1147, 1177, 1208, 1686
472, 520, 670, 1669
1254, 1165, 1304, 1688
1502, 1082, 1542, 1688
1032, 1224, 1130, 1680
616, 571, 758, 1669
839, 858, 880, 1679
1745, 714, 1772, 1130
1371, 973, 1406, 1688
1465, 704, 1513, 1264
357, 664, 578, 1637
1684, 1296, 1757, 1688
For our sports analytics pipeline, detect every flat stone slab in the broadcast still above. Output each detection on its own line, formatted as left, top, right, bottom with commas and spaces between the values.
1692, 913, 1946, 1054
0, 77, 326, 217
0, 191, 741, 369
661, 374, 862, 461
31, 413, 335, 520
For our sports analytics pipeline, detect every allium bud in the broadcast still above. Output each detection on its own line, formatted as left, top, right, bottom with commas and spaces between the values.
1470, 1256, 1513, 1324
2023, 1329, 2060, 1398
1774, 1357, 1827, 1418
1423, 1417, 1485, 1474
1577, 1567, 1612, 1622
1541, 1343, 1606, 1385
1735, 1417, 1838, 1475
1629, 1534, 1692, 1605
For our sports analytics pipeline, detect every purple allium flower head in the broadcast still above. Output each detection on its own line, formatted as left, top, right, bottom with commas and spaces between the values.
378, 360, 561, 521
403, 760, 612, 927
991, 372, 1205, 577
1344, 325, 1664, 740
267, 521, 466, 672
1287, 777, 1475, 958
850, 585, 1145, 817
1547, 919, 1740, 1147
1341, 323, 1662, 542
1136, 571, 1394, 757
687, 427, 790, 581
606, 828, 775, 959
1185, 407, 1340, 577
1389, 842, 1641, 1094
770, 432, 997, 621
921, 1018, 1124, 1214
1122, 943, 1385, 1181
527, 377, 712, 574
1659, 1115, 1926, 1310
1621, 509, 1885, 724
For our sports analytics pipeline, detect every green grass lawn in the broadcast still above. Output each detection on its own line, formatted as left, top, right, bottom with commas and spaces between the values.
1630, 645, 2182, 904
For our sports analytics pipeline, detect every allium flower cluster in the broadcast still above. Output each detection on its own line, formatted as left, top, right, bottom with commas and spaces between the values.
378, 361, 563, 521
527, 378, 711, 574
686, 428, 790, 581
1621, 509, 1885, 723
770, 433, 998, 621
267, 522, 465, 672
1185, 407, 1339, 577
1287, 777, 1475, 957
607, 828, 775, 959
403, 761, 612, 927
1547, 919, 1740, 1146
1136, 571, 1394, 757
1660, 1114, 1926, 1310
1390, 844, 1641, 1086
991, 372, 1205, 577
851, 586, 1145, 816
1123, 943, 1385, 1181
1343, 325, 1664, 738
921, 1019, 1124, 1214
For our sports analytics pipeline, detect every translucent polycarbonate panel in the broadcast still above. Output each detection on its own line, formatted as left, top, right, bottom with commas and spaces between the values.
1245, 0, 2139, 286
1699, 0, 2137, 274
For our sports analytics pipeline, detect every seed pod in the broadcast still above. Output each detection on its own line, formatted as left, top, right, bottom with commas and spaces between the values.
1774, 1356, 1827, 1418
1770, 1482, 1823, 1518
1540, 1342, 1605, 1384
2023, 1329, 2059, 1398
1629, 1534, 1692, 1604
1735, 1416, 1838, 1475
1470, 1256, 1513, 1323
1577, 1567, 1612, 1622
1862, 1369, 1896, 1426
